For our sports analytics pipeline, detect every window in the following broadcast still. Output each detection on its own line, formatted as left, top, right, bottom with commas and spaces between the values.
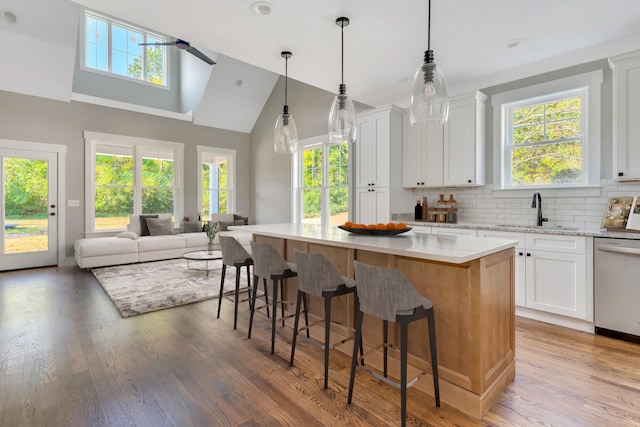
493, 70, 602, 190
84, 11, 167, 86
85, 132, 183, 233
197, 147, 236, 220
293, 137, 350, 226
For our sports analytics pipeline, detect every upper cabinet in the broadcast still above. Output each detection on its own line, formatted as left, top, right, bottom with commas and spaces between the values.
355, 105, 412, 224
610, 51, 640, 180
402, 91, 487, 188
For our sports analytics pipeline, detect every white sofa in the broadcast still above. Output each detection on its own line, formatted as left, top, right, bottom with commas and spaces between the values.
74, 214, 253, 269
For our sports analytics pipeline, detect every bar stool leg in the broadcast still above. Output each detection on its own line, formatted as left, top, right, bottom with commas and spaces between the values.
217, 264, 227, 318
271, 278, 279, 354
233, 266, 241, 330
302, 293, 310, 338
248, 274, 259, 339
263, 278, 270, 318
348, 309, 364, 404
289, 290, 304, 366
280, 280, 286, 327
427, 307, 440, 407
246, 265, 253, 312
400, 318, 409, 427
323, 294, 332, 389
383, 320, 389, 378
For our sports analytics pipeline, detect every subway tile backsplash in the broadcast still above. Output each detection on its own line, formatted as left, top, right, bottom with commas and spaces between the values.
394, 179, 640, 230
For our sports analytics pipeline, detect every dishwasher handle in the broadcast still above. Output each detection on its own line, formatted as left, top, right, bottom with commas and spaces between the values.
598, 245, 640, 256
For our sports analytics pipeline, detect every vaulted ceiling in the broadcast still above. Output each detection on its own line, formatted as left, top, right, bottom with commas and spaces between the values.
2, 0, 640, 133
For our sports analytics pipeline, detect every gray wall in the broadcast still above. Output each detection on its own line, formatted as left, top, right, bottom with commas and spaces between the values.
250, 76, 371, 224
0, 90, 250, 261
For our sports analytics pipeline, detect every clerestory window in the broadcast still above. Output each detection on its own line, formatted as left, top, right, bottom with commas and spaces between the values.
84, 11, 167, 86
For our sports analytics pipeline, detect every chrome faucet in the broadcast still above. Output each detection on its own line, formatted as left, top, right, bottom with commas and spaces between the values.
531, 192, 549, 227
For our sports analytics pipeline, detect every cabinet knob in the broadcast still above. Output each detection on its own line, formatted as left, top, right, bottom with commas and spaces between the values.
618, 172, 624, 177
526, 253, 531, 257
467, 179, 472, 183
518, 252, 524, 256
416, 182, 420, 185
421, 182, 425, 185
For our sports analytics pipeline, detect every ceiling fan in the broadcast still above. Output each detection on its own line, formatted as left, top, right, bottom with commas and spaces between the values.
139, 39, 216, 65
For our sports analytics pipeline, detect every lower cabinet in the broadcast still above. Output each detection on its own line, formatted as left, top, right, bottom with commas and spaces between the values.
478, 230, 593, 328
355, 187, 389, 224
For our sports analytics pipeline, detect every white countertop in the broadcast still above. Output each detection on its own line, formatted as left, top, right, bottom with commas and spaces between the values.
237, 223, 518, 264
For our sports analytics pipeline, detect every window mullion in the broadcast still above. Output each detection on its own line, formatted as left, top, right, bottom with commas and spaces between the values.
134, 146, 142, 214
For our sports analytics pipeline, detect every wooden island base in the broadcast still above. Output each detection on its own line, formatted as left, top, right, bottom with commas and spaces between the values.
253, 231, 516, 419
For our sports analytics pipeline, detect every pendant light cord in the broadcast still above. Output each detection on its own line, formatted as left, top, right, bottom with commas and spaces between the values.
341, 20, 345, 85
284, 55, 288, 106
427, 0, 431, 51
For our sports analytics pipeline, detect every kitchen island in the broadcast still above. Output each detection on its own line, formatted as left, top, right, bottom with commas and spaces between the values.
239, 223, 517, 419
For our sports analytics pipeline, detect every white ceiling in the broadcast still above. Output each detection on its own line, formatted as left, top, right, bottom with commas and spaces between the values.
2, 0, 640, 131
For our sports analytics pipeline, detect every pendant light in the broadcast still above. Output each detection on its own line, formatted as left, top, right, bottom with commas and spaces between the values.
328, 17, 357, 144
274, 51, 298, 154
409, 0, 449, 126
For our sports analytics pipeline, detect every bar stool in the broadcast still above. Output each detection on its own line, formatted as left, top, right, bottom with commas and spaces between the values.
217, 235, 259, 330
248, 241, 297, 354
348, 261, 440, 427
290, 250, 363, 390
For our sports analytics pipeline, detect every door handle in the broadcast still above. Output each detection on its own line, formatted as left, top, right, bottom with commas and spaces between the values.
49, 212, 56, 216
50, 204, 56, 208
598, 245, 640, 255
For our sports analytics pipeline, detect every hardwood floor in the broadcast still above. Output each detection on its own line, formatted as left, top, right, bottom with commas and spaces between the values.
1, 266, 639, 426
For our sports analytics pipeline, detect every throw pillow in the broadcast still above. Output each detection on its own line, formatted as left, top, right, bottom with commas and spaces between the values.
145, 217, 176, 236
233, 214, 249, 225
218, 221, 234, 231
116, 231, 139, 240
139, 214, 159, 236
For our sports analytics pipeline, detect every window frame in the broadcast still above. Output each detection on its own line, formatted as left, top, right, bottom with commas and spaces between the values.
492, 70, 602, 193
292, 135, 352, 226
84, 131, 184, 235
82, 10, 169, 88
197, 146, 236, 219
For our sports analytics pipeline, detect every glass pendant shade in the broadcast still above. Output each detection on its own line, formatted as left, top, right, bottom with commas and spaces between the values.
409, 0, 449, 126
274, 51, 298, 154
328, 86, 357, 144
274, 107, 298, 154
409, 57, 449, 126
328, 17, 357, 144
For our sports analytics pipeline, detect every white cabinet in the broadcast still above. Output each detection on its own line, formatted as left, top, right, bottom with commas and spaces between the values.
355, 105, 412, 224
401, 112, 443, 187
524, 234, 590, 320
356, 187, 390, 224
402, 91, 486, 188
477, 231, 593, 324
610, 51, 640, 180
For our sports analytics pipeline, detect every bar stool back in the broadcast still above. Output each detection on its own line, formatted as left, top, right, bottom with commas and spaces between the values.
290, 250, 361, 389
217, 235, 254, 330
348, 261, 440, 427
248, 241, 297, 354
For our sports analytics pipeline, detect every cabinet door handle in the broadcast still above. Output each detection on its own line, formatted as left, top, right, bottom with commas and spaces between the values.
526, 253, 531, 257
618, 172, 624, 177
518, 251, 524, 256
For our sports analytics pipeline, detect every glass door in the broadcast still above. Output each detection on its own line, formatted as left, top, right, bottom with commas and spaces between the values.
1, 149, 58, 270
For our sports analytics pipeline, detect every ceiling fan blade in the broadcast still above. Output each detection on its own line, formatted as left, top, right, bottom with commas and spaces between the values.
185, 46, 216, 65
139, 42, 174, 46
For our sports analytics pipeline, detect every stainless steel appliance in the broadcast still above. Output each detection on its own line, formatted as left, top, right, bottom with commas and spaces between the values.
594, 237, 640, 343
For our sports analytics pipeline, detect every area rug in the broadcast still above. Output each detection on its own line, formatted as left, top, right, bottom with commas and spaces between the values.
92, 258, 240, 318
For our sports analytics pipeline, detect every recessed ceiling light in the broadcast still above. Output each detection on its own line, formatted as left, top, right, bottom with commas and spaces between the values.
235, 80, 244, 87
1, 9, 17, 25
250, 2, 273, 16
506, 39, 524, 49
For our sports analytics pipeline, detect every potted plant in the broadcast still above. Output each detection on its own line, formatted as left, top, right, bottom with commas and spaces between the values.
206, 221, 219, 254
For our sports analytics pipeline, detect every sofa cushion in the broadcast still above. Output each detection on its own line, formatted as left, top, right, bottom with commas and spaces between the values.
218, 220, 234, 231
233, 214, 249, 225
183, 232, 209, 248
146, 217, 175, 236
74, 237, 138, 258
137, 235, 186, 252
128, 214, 171, 235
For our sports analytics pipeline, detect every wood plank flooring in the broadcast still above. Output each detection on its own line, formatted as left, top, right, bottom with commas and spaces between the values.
1, 265, 639, 426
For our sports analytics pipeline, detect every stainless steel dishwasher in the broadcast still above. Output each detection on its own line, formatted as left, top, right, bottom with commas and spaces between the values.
594, 237, 640, 343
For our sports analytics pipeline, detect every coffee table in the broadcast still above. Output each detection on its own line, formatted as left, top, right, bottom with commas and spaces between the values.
182, 250, 222, 277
